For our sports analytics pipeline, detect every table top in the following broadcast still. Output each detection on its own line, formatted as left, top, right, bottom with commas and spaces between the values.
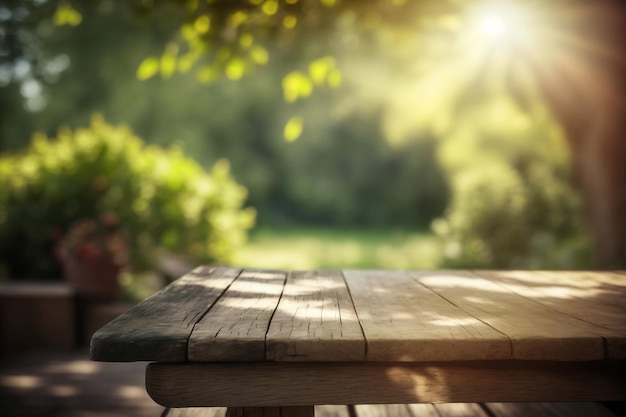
90, 266, 626, 363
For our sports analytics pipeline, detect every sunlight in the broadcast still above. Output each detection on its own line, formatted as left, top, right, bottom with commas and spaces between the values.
0, 375, 43, 389
480, 14, 507, 38
470, 1, 537, 46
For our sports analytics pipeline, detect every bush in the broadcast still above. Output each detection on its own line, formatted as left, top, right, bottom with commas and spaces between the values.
0, 116, 255, 280
432, 158, 590, 269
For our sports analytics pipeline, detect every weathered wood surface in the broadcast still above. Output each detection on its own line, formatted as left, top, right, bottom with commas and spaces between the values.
477, 270, 626, 359
188, 269, 286, 361
342, 270, 510, 361
145, 361, 626, 407
90, 266, 241, 361
409, 271, 610, 360
266, 270, 365, 361
164, 403, 619, 417
91, 268, 626, 363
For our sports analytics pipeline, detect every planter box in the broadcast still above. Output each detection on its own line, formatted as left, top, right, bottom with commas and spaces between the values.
0, 282, 76, 352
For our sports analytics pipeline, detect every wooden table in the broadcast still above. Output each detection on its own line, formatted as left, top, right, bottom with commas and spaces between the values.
90, 267, 626, 416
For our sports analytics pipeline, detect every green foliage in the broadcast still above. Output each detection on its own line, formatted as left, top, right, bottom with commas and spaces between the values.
433, 164, 589, 268
0, 0, 594, 271
0, 116, 255, 280
431, 100, 590, 269
0, 1, 449, 231
279, 110, 449, 228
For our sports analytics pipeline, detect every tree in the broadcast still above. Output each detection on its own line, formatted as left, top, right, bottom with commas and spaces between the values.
527, 1, 626, 268
142, 0, 624, 268
4, 0, 625, 267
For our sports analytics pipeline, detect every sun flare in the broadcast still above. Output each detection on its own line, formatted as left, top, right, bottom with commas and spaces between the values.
469, 1, 538, 47
480, 14, 508, 37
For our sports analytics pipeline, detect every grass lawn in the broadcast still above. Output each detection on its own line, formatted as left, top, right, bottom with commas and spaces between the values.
233, 227, 441, 270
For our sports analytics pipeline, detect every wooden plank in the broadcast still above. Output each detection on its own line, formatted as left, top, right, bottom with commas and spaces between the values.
478, 270, 626, 359
225, 407, 313, 417
266, 270, 365, 361
315, 405, 350, 417
145, 361, 626, 407
539, 402, 618, 417
342, 270, 510, 361
188, 269, 286, 361
405, 404, 440, 417
411, 271, 607, 360
486, 402, 618, 417
433, 403, 487, 417
162, 403, 617, 417
165, 408, 227, 417
485, 403, 559, 417
90, 266, 241, 362
354, 404, 412, 417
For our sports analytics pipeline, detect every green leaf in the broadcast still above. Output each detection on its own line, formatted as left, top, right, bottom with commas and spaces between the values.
136, 57, 160, 80
194, 16, 211, 34
53, 4, 82, 26
249, 46, 269, 65
282, 72, 313, 103
230, 11, 248, 28
160, 43, 179, 79
283, 15, 297, 29
239, 33, 254, 48
309, 56, 335, 85
226, 59, 246, 80
284, 116, 303, 141
262, 0, 278, 16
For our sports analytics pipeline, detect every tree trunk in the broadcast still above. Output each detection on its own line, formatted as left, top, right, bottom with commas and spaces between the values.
534, 0, 626, 268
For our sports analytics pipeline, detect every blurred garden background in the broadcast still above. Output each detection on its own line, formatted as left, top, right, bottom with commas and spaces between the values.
1, 0, 625, 303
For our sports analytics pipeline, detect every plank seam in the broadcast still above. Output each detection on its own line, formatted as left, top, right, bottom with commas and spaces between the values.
264, 270, 289, 361
473, 270, 617, 332
478, 403, 499, 417
602, 336, 610, 359
340, 270, 369, 361
432, 405, 445, 417
409, 272, 514, 358
186, 267, 243, 361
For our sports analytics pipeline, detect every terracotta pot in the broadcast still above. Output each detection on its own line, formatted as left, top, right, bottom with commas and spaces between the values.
62, 256, 120, 301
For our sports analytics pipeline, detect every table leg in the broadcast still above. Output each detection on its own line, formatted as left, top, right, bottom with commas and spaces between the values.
225, 406, 314, 417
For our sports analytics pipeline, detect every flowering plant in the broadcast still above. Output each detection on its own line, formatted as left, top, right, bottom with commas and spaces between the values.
56, 214, 129, 268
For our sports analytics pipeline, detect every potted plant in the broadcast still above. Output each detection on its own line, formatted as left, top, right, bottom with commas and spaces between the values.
55, 213, 129, 300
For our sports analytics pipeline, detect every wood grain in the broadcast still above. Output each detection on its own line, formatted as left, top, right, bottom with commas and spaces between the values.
165, 408, 227, 417
146, 361, 626, 407
342, 270, 510, 361
485, 403, 556, 417
354, 404, 412, 417
405, 404, 439, 417
434, 403, 487, 417
266, 270, 365, 361
188, 269, 286, 361
478, 270, 626, 359
411, 270, 606, 360
485, 402, 618, 417
90, 266, 241, 362
315, 405, 350, 417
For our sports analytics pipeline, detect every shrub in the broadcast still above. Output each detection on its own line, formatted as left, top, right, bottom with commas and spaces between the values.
0, 116, 255, 280
432, 162, 590, 269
